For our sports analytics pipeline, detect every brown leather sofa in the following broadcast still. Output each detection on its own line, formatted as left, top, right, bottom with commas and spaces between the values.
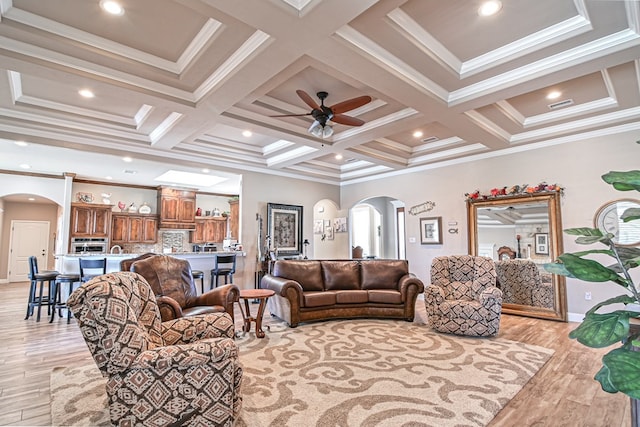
262, 259, 424, 327
129, 254, 239, 322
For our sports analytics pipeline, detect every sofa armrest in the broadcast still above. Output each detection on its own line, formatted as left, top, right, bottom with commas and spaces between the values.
156, 295, 183, 320
398, 273, 425, 301
161, 312, 235, 345
262, 274, 304, 307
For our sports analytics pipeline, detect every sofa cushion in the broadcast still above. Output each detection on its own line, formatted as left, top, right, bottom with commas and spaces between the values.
303, 291, 336, 307
336, 290, 368, 304
322, 261, 360, 290
361, 260, 408, 290
274, 260, 324, 291
368, 289, 403, 304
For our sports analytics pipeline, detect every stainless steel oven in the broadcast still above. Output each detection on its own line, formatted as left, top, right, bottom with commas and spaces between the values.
70, 237, 108, 254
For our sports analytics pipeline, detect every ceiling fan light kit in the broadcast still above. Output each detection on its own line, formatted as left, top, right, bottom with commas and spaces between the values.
271, 89, 371, 139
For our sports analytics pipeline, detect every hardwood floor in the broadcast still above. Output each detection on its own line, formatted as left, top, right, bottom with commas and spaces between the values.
0, 281, 629, 426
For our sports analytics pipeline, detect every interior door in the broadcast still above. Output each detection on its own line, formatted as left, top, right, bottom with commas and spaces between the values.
8, 220, 51, 282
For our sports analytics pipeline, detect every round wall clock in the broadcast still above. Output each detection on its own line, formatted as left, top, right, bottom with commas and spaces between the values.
594, 199, 640, 246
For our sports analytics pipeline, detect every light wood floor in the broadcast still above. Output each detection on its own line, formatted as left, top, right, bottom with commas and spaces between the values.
0, 281, 629, 426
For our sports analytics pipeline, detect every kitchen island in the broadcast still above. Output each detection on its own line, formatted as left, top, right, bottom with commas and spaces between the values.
55, 252, 246, 293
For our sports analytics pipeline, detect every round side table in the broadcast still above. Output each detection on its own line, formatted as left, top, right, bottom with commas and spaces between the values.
238, 289, 275, 338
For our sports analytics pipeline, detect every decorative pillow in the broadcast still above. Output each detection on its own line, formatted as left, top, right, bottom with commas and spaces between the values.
361, 260, 408, 290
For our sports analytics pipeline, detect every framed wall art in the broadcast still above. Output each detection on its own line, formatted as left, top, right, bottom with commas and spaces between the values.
313, 219, 324, 234
267, 203, 303, 255
420, 216, 443, 245
535, 233, 549, 255
334, 217, 347, 233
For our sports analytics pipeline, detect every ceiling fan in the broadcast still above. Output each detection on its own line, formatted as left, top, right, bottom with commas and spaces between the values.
271, 90, 372, 137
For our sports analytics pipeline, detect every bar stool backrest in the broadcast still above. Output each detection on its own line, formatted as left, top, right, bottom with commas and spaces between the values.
79, 258, 107, 282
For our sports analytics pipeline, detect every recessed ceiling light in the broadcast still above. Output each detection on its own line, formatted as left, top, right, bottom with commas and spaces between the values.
123, 156, 133, 162
105, 176, 113, 180
20, 163, 31, 169
79, 89, 94, 98
335, 154, 343, 160
28, 197, 35, 201
478, 0, 502, 16
14, 141, 28, 147
202, 168, 210, 173
100, 0, 124, 16
155, 170, 227, 187
413, 130, 424, 138
123, 169, 137, 174
547, 91, 562, 100
242, 130, 252, 137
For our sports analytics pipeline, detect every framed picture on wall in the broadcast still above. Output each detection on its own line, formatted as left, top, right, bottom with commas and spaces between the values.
420, 216, 442, 245
313, 219, 324, 234
334, 217, 347, 233
326, 226, 334, 240
535, 233, 549, 255
267, 203, 303, 255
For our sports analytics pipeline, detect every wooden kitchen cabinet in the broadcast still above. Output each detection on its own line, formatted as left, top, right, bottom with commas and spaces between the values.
111, 213, 158, 244
70, 203, 112, 238
229, 199, 239, 239
157, 187, 196, 229
191, 217, 227, 244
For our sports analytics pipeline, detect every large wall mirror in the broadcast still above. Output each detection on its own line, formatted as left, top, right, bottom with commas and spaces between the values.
467, 192, 567, 321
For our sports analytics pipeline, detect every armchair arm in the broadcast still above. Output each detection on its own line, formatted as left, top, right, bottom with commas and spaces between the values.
156, 295, 183, 320
479, 286, 503, 309
131, 337, 238, 370
195, 284, 239, 307
161, 312, 235, 345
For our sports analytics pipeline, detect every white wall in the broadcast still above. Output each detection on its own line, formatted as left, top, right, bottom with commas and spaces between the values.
341, 129, 640, 319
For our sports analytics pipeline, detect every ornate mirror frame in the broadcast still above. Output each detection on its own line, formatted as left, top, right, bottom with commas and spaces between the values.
467, 191, 568, 321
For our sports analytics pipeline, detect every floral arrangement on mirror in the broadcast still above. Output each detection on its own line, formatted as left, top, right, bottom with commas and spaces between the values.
465, 182, 564, 201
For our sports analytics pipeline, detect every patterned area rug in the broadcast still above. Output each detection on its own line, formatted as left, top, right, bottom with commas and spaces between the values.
51, 319, 553, 427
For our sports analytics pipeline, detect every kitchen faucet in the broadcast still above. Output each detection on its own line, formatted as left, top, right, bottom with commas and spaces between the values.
110, 245, 122, 254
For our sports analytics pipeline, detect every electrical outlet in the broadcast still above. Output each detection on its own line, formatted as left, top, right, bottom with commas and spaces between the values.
585, 291, 592, 300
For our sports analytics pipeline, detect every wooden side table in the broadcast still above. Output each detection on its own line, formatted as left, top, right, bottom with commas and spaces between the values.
238, 289, 275, 338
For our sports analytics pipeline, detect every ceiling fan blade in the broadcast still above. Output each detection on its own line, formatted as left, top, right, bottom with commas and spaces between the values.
296, 89, 320, 110
331, 114, 365, 127
269, 113, 312, 118
330, 96, 372, 114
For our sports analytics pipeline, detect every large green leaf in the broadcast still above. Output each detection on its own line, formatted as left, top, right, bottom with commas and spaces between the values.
594, 364, 618, 394
558, 253, 628, 287
598, 348, 640, 399
585, 295, 638, 316
565, 227, 603, 237
543, 262, 574, 277
569, 312, 630, 347
622, 207, 640, 222
602, 170, 640, 191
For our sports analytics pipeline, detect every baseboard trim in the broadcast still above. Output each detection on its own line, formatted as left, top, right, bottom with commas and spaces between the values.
567, 312, 584, 323
0, 278, 9, 284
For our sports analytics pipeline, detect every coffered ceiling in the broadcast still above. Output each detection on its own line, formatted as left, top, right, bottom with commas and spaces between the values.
0, 0, 639, 192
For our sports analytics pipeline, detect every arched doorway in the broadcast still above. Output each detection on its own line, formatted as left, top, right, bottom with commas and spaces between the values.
350, 196, 405, 259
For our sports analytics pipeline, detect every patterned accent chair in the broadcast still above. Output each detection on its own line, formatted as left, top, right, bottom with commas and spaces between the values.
130, 255, 239, 323
425, 255, 502, 337
67, 272, 243, 427
495, 259, 554, 308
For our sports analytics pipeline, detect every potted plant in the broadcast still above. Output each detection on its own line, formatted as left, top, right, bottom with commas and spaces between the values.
545, 143, 640, 423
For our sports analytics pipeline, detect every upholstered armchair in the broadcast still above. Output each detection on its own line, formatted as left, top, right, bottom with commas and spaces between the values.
495, 259, 554, 308
67, 271, 242, 427
425, 255, 502, 336
130, 254, 239, 322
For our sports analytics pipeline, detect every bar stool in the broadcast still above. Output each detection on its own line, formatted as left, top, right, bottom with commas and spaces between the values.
49, 273, 81, 323
79, 257, 107, 282
25, 256, 59, 322
192, 270, 205, 294
210, 254, 236, 289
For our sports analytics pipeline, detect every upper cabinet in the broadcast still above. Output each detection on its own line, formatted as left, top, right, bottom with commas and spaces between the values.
229, 199, 239, 239
157, 186, 196, 229
111, 213, 158, 244
70, 203, 112, 238
191, 217, 227, 244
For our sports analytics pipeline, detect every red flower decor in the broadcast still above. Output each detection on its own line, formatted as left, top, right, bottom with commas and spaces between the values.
465, 182, 564, 201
